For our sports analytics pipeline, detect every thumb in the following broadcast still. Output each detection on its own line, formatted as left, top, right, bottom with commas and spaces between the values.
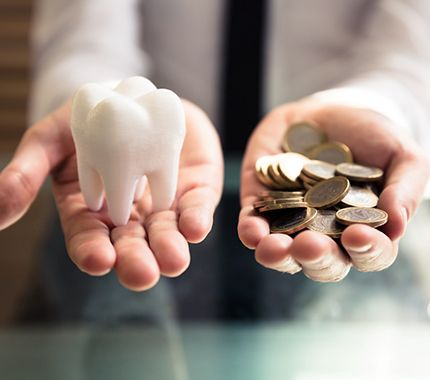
378, 145, 430, 240
0, 103, 73, 230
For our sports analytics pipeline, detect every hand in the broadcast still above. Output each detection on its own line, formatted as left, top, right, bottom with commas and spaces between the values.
0, 100, 223, 291
238, 100, 429, 282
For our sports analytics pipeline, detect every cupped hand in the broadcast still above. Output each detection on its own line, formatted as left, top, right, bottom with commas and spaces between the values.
0, 100, 223, 291
238, 101, 429, 282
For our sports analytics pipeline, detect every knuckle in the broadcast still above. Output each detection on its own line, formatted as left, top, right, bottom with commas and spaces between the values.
0, 167, 36, 219
7, 166, 37, 201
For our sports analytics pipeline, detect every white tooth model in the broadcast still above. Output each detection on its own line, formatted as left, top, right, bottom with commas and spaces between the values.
70, 77, 186, 226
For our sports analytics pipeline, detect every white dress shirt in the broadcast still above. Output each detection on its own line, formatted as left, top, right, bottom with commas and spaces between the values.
29, 0, 430, 155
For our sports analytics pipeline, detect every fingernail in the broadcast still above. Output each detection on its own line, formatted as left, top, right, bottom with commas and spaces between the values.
347, 243, 372, 254
275, 256, 302, 274
305, 250, 335, 268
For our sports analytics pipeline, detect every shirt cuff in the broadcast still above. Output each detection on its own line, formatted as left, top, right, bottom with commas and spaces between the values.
310, 87, 412, 139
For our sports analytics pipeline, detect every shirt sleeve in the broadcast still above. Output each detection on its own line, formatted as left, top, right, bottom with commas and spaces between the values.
311, 0, 430, 148
29, 0, 147, 123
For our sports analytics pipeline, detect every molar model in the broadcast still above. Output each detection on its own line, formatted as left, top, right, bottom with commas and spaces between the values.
71, 77, 186, 226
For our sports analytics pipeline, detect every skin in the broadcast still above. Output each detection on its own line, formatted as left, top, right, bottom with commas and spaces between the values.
0, 98, 428, 288
0, 100, 223, 291
238, 100, 430, 282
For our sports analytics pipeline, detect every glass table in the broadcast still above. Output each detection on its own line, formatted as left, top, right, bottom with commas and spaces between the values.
1, 158, 430, 380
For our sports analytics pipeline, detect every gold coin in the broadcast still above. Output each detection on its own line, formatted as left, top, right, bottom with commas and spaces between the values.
270, 207, 317, 234
253, 199, 273, 210
335, 207, 388, 227
259, 202, 308, 213
258, 196, 304, 203
256, 168, 275, 187
276, 163, 303, 189
307, 209, 345, 238
255, 156, 276, 187
336, 163, 383, 182
267, 162, 286, 185
341, 186, 379, 208
304, 176, 350, 208
282, 121, 327, 154
267, 162, 299, 189
259, 190, 305, 199
302, 160, 336, 181
266, 161, 294, 189
307, 141, 353, 164
303, 182, 314, 191
277, 152, 309, 182
253, 198, 304, 210
299, 173, 319, 185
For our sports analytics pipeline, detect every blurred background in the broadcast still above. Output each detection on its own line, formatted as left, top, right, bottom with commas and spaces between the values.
1, 0, 430, 328
1, 1, 430, 379
0, 0, 55, 325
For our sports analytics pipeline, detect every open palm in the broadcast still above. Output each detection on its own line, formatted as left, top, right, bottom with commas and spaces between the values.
0, 100, 223, 291
238, 101, 429, 282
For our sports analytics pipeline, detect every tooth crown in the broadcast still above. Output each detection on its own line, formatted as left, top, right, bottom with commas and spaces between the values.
71, 76, 186, 226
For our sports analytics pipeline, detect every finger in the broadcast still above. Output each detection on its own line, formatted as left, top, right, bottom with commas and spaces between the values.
57, 193, 117, 276
0, 103, 73, 230
240, 107, 292, 205
237, 205, 270, 249
177, 165, 220, 243
255, 234, 301, 274
177, 101, 223, 243
237, 108, 294, 250
341, 224, 397, 272
309, 105, 429, 239
378, 147, 430, 240
145, 210, 190, 277
290, 230, 351, 282
111, 221, 160, 291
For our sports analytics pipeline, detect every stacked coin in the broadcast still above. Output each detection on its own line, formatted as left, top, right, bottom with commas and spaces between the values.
254, 121, 388, 238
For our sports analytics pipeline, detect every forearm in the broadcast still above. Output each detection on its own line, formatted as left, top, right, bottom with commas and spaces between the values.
311, 1, 430, 147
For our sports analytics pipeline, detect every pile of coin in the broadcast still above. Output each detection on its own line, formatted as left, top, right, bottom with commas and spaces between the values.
254, 121, 388, 238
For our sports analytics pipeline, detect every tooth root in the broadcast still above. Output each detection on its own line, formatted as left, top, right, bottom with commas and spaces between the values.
148, 167, 178, 212
134, 176, 147, 201
101, 171, 138, 226
77, 158, 104, 211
